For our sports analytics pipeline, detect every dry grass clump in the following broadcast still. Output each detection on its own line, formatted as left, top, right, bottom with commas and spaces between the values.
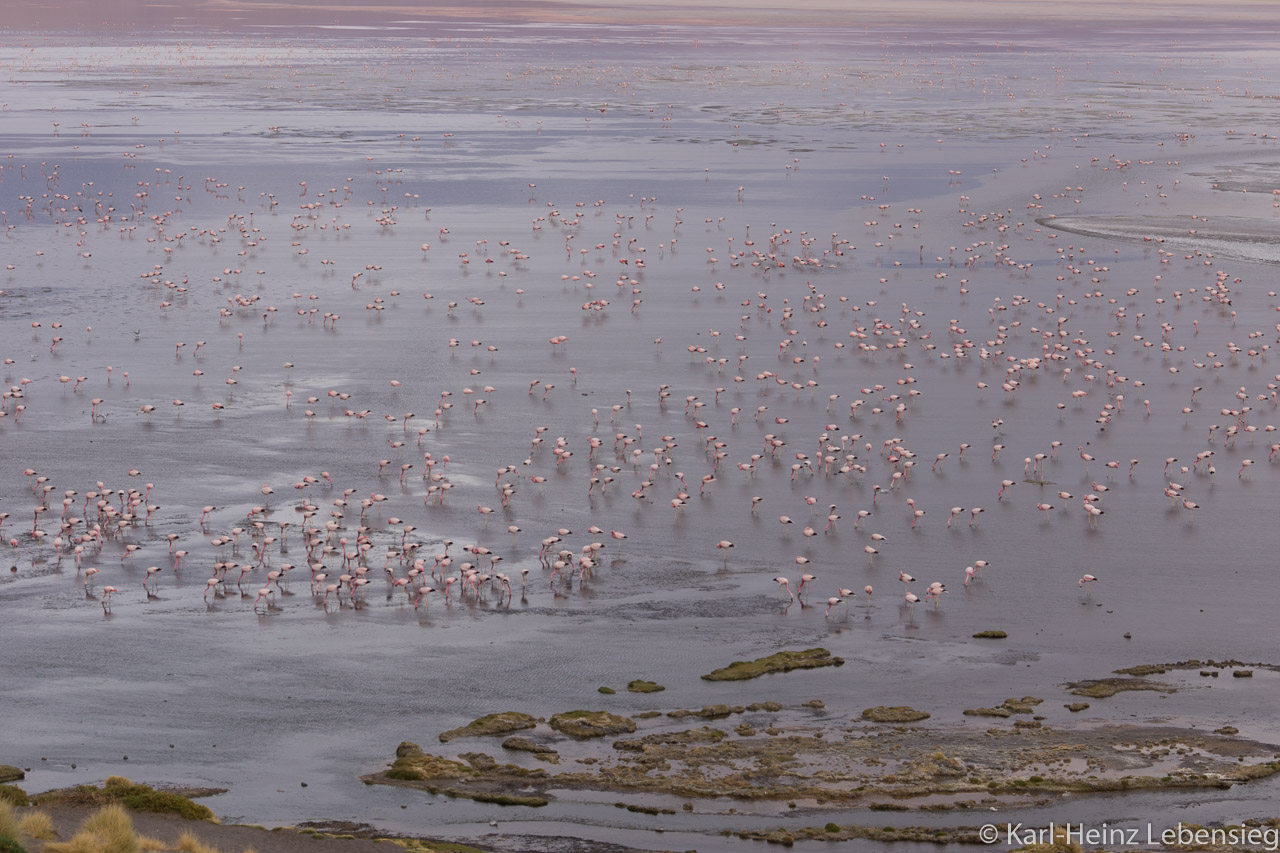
0, 800, 25, 853
43, 804, 140, 853
18, 811, 56, 841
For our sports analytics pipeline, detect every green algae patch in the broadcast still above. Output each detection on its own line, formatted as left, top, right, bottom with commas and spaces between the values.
438, 712, 538, 743
973, 630, 1008, 639
862, 706, 930, 723
1065, 703, 1090, 712
549, 710, 636, 738
598, 686, 616, 694
702, 648, 844, 681
626, 680, 665, 693
1068, 679, 1175, 699
33, 776, 216, 821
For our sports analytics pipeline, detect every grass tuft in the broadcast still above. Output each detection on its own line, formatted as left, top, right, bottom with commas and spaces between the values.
175, 831, 220, 853
44, 803, 140, 853
18, 812, 55, 841
0, 788, 27, 809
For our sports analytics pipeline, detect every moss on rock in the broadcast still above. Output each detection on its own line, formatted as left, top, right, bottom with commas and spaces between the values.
1067, 679, 1174, 698
549, 710, 636, 738
626, 680, 664, 693
702, 648, 843, 681
861, 706, 930, 723
438, 712, 538, 743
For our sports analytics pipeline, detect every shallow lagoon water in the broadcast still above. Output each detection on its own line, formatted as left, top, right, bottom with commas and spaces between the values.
3, 15, 1280, 851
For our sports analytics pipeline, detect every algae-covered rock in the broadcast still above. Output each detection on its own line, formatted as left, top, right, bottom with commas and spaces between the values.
612, 727, 727, 752
963, 707, 1013, 718
1064, 703, 1090, 712
702, 648, 843, 681
896, 751, 967, 779
501, 737, 558, 755
439, 712, 538, 743
1002, 697, 1043, 714
1215, 726, 1240, 735
972, 630, 1007, 639
1234, 670, 1254, 678
746, 701, 784, 712
1067, 679, 1174, 698
598, 686, 616, 694
549, 710, 637, 738
1114, 664, 1169, 676
0, 766, 23, 783
861, 706, 930, 723
626, 680, 665, 693
802, 699, 826, 709
386, 743, 473, 781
